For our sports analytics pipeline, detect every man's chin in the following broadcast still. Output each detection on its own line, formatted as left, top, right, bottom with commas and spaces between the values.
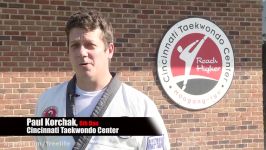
76, 71, 95, 80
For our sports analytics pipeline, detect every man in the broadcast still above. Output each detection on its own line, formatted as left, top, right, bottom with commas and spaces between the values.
177, 35, 208, 91
35, 9, 170, 150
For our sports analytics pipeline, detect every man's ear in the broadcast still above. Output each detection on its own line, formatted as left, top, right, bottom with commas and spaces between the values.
107, 43, 115, 59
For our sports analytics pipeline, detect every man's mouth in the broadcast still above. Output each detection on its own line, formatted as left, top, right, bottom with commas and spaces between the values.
79, 62, 89, 66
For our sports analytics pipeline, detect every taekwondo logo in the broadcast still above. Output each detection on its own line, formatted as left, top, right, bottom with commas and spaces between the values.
157, 18, 234, 110
42, 106, 58, 117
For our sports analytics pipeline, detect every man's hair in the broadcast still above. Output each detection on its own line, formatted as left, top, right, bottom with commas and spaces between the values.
65, 9, 113, 47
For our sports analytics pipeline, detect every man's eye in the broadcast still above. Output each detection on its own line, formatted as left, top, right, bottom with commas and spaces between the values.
84, 43, 95, 49
71, 43, 80, 48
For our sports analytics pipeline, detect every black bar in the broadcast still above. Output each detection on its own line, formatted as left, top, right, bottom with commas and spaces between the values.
0, 117, 161, 136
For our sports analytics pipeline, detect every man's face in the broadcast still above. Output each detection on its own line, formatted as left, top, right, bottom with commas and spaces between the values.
68, 27, 114, 81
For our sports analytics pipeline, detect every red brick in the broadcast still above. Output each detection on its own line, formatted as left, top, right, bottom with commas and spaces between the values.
5, 137, 21, 142
19, 0, 33, 3
20, 20, 34, 26
18, 9, 33, 14
0, 57, 11, 61
36, 83, 51, 88
26, 15, 40, 20
11, 26, 26, 31
4, 94, 20, 99
51, 0, 64, 5
21, 94, 37, 99
25, 4, 40, 9
10, 14, 25, 19
2, 8, 17, 14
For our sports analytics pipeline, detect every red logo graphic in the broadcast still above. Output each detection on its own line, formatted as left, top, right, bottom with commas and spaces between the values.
42, 106, 58, 117
171, 33, 222, 95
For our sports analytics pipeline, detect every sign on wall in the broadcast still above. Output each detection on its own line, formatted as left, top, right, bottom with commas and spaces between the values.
157, 18, 234, 110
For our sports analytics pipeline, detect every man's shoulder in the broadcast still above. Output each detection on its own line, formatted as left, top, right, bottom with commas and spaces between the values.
121, 83, 146, 96
117, 83, 160, 117
36, 81, 68, 116
40, 81, 68, 98
120, 83, 153, 104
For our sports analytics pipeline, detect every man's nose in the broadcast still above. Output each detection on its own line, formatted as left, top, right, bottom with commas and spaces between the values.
80, 45, 88, 57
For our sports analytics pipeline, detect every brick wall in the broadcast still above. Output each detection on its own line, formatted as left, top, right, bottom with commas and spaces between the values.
0, 0, 263, 149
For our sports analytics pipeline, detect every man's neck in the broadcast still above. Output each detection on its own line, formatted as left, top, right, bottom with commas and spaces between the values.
76, 73, 112, 92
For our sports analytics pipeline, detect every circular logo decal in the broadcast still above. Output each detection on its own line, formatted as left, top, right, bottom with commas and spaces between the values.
42, 106, 58, 117
157, 18, 234, 110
